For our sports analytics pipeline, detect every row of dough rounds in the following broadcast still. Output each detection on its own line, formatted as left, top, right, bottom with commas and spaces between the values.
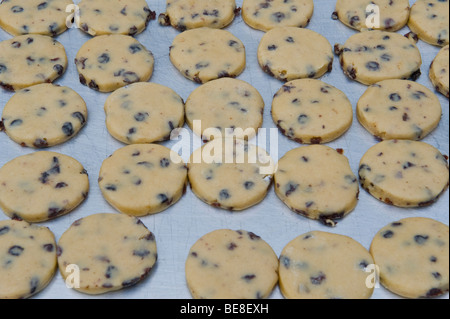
0, 215, 448, 299
0, 139, 448, 227
0, 0, 448, 46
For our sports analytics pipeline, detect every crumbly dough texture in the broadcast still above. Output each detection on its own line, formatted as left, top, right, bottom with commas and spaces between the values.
272, 79, 353, 144
357, 79, 442, 141
242, 0, 314, 32
0, 152, 89, 223
334, 0, 410, 31
0, 219, 57, 299
169, 27, 246, 84
57, 213, 157, 295
188, 138, 275, 211
77, 0, 155, 36
279, 231, 375, 299
370, 217, 449, 298
1, 84, 87, 148
185, 229, 278, 299
185, 78, 264, 142
274, 145, 359, 226
359, 140, 449, 207
75, 35, 154, 93
0, 0, 73, 36
161, 0, 236, 30
99, 144, 188, 217
257, 27, 333, 82
104, 82, 185, 144
335, 30, 422, 85
0, 34, 67, 91
408, 0, 449, 47
430, 45, 449, 98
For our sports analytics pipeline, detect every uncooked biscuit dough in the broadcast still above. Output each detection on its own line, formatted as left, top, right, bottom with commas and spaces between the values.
185, 78, 264, 142
77, 0, 155, 36
1, 83, 87, 148
104, 82, 185, 144
185, 229, 278, 299
272, 79, 353, 144
98, 144, 188, 216
333, 0, 410, 31
279, 231, 375, 299
257, 27, 333, 82
0, 151, 89, 223
75, 34, 154, 92
169, 27, 246, 84
159, 0, 237, 31
370, 217, 449, 298
430, 45, 449, 98
274, 145, 359, 226
357, 79, 442, 140
359, 140, 449, 207
0, 219, 57, 299
0, 34, 67, 91
57, 213, 157, 295
242, 0, 314, 32
408, 0, 449, 47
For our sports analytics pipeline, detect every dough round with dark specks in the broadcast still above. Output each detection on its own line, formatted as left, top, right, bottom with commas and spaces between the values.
185, 229, 278, 299
1, 84, 87, 148
279, 231, 375, 299
370, 217, 449, 298
408, 0, 449, 47
0, 0, 73, 36
257, 27, 333, 82
336, 30, 422, 85
98, 144, 188, 216
0, 219, 57, 299
242, 0, 314, 32
0, 151, 89, 223
430, 45, 449, 98
57, 213, 157, 295
357, 79, 442, 140
359, 140, 449, 207
334, 0, 410, 31
0, 34, 67, 91
104, 82, 185, 144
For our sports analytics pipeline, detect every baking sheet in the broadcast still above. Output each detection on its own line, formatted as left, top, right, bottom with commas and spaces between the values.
0, 0, 448, 300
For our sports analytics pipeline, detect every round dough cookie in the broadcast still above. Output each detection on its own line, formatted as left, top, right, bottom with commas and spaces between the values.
169, 27, 246, 84
335, 30, 422, 85
370, 217, 449, 298
98, 144, 188, 216
0, 151, 89, 223
242, 0, 314, 32
75, 35, 154, 93
257, 27, 333, 82
1, 84, 87, 148
0, 0, 73, 36
279, 231, 375, 299
333, 0, 410, 32
272, 79, 353, 144
0, 34, 67, 91
408, 0, 449, 47
0, 219, 57, 299
274, 145, 359, 226
185, 229, 278, 299
430, 45, 449, 98
57, 213, 157, 295
77, 0, 155, 36
359, 140, 449, 207
357, 79, 442, 141
188, 138, 275, 211
104, 82, 185, 144
185, 78, 264, 142
159, 0, 237, 31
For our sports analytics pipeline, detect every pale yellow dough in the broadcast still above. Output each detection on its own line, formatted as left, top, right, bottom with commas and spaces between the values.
429, 45, 449, 98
